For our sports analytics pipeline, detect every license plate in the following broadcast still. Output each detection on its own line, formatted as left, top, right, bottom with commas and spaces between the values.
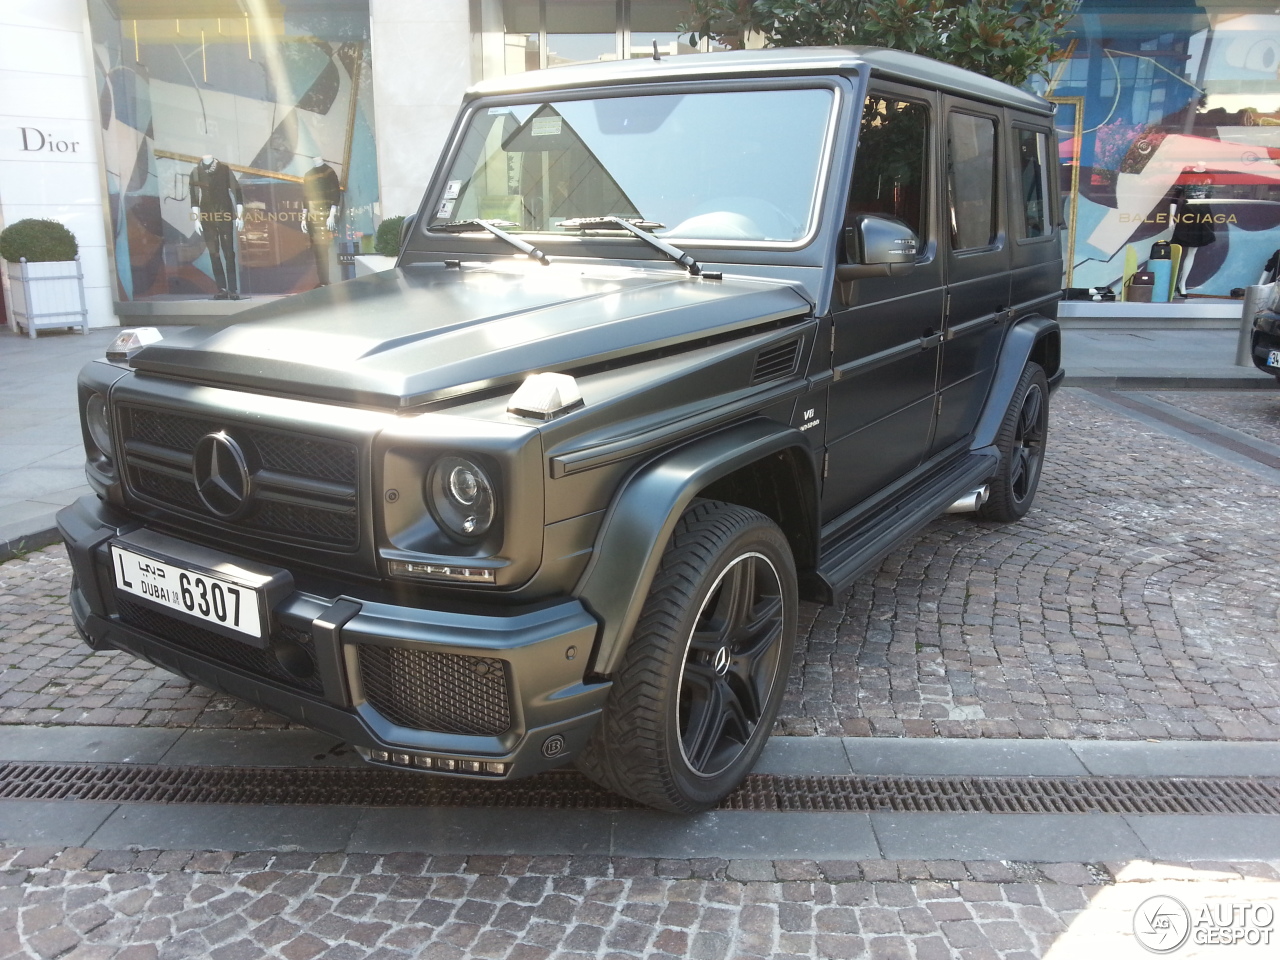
111, 544, 263, 639
1269, 350, 1280, 368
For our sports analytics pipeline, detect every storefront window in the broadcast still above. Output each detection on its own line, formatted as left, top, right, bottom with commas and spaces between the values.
499, 1, 726, 75
546, 0, 618, 66
1050, 0, 1280, 297
87, 0, 378, 301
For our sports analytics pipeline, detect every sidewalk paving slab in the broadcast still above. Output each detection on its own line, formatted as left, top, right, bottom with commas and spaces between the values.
870, 813, 1148, 862
1125, 815, 1280, 861
87, 802, 362, 853
843, 737, 1090, 777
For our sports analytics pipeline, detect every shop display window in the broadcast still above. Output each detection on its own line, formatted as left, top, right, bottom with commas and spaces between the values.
1048, 0, 1280, 297
88, 0, 378, 301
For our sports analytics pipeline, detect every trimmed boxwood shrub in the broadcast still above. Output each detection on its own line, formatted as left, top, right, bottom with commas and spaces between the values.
0, 218, 78, 263
375, 216, 406, 257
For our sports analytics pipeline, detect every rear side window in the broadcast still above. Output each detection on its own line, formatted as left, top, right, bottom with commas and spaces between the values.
850, 96, 929, 242
1016, 128, 1052, 239
948, 113, 997, 250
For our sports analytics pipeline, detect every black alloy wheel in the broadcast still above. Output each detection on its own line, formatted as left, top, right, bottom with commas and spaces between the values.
677, 550, 786, 777
576, 500, 798, 812
979, 361, 1049, 522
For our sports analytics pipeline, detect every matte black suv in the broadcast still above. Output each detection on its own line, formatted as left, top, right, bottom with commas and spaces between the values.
60, 48, 1063, 812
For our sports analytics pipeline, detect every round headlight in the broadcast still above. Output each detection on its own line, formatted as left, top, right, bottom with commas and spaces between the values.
427, 456, 495, 540
86, 393, 113, 458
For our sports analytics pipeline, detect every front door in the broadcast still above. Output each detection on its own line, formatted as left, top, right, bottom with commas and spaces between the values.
823, 85, 943, 522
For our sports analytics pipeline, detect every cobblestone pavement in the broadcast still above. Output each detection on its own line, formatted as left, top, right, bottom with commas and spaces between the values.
3, 390, 1280, 739
1149, 390, 1280, 446
0, 846, 1108, 960
6, 846, 1280, 960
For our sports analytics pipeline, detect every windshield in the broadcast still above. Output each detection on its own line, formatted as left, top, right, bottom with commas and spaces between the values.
430, 87, 836, 244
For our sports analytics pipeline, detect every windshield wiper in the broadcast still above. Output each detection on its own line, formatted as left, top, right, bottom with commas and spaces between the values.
558, 216, 701, 277
437, 219, 550, 265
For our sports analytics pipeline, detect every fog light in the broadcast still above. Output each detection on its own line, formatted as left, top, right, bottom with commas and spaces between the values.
484, 762, 507, 775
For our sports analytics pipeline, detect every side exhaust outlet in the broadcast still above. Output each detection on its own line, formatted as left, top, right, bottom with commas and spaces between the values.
945, 486, 989, 514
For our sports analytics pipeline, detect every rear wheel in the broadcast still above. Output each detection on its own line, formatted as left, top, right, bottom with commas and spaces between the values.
978, 361, 1049, 522
576, 500, 797, 812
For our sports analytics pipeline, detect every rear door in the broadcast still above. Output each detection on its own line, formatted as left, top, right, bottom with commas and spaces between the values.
931, 100, 1011, 454
822, 83, 943, 522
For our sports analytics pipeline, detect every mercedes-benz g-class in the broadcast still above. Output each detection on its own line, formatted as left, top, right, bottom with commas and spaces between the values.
60, 47, 1063, 812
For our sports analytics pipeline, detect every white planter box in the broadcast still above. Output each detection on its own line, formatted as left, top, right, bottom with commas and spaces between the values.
353, 254, 397, 278
5, 257, 88, 338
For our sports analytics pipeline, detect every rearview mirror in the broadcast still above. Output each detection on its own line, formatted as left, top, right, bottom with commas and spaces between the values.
837, 214, 919, 281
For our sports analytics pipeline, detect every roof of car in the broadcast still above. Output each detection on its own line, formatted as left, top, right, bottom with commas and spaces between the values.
467, 47, 1054, 117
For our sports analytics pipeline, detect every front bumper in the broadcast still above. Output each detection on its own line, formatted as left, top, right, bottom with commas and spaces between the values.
57, 495, 610, 780
1251, 319, 1280, 378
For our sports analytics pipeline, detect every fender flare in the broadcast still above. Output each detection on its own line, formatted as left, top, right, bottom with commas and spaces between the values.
971, 315, 1060, 452
575, 417, 813, 676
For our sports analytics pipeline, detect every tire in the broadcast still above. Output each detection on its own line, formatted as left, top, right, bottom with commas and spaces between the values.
978, 361, 1049, 522
576, 500, 798, 813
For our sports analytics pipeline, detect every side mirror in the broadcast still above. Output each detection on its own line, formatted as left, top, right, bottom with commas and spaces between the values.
399, 213, 418, 253
837, 214, 919, 281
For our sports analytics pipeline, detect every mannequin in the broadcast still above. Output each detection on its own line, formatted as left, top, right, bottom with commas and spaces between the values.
190, 155, 245, 299
301, 156, 340, 286
1170, 163, 1214, 297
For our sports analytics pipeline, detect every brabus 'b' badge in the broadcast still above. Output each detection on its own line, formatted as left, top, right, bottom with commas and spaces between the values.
192, 432, 252, 518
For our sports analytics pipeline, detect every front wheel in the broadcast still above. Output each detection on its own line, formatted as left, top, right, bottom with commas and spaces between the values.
576, 500, 797, 813
978, 361, 1049, 522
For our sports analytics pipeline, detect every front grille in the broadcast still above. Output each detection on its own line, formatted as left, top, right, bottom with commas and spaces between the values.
358, 645, 511, 736
116, 598, 324, 696
121, 406, 359, 549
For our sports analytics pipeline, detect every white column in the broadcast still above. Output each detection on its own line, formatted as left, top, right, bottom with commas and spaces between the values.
0, 0, 115, 328
369, 0, 476, 220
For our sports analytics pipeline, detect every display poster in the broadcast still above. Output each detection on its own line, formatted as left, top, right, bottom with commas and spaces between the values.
87, 0, 379, 300
1048, 1, 1280, 296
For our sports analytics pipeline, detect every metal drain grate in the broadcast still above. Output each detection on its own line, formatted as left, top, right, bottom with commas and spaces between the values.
2, 763, 1279, 813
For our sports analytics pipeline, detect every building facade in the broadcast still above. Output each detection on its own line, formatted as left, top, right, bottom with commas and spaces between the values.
2, 0, 1277, 329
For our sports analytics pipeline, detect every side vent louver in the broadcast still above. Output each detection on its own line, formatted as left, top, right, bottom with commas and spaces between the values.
751, 338, 801, 384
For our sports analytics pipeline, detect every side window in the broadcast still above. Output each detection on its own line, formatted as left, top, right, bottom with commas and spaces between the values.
849, 96, 929, 242
948, 113, 998, 250
1016, 128, 1052, 239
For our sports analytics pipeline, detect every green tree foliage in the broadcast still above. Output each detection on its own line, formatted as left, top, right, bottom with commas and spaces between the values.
375, 215, 406, 257
684, 0, 1078, 87
0, 218, 78, 263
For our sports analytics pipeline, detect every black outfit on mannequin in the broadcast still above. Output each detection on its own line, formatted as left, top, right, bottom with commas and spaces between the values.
303, 163, 341, 286
1171, 181, 1215, 249
190, 159, 244, 297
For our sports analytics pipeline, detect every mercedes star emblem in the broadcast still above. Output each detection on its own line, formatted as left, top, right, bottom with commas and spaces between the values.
713, 645, 731, 676
192, 431, 251, 518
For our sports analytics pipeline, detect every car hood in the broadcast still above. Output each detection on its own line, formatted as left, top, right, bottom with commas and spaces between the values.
129, 263, 812, 408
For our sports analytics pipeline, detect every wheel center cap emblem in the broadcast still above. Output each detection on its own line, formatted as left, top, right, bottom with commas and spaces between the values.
713, 646, 731, 676
192, 431, 251, 518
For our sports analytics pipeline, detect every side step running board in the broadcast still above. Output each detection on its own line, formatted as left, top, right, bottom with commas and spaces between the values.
810, 452, 998, 602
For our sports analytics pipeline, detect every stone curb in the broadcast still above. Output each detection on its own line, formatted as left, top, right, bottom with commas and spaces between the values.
0, 522, 61, 564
